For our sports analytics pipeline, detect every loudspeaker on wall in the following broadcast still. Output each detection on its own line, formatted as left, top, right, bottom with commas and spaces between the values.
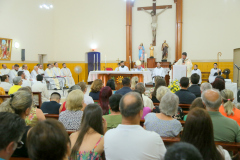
21, 49, 25, 61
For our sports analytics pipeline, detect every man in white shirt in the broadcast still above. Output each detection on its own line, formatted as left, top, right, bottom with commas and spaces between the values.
52, 62, 64, 88
32, 74, 50, 105
61, 63, 75, 88
44, 63, 60, 90
37, 64, 45, 75
0, 64, 10, 76
152, 62, 165, 85
175, 52, 193, 78
117, 61, 129, 72
31, 66, 39, 81
8, 64, 19, 84
191, 64, 202, 84
0, 75, 12, 91
114, 63, 120, 71
18, 71, 31, 87
135, 83, 154, 109
209, 63, 222, 83
104, 92, 166, 160
78, 82, 94, 105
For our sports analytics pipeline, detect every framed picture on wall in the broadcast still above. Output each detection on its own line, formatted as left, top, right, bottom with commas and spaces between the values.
0, 38, 12, 60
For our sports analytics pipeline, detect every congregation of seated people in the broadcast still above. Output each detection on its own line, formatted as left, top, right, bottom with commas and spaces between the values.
1, 69, 240, 160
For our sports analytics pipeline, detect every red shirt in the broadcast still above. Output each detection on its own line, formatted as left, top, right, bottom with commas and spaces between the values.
219, 105, 240, 126
61, 101, 66, 112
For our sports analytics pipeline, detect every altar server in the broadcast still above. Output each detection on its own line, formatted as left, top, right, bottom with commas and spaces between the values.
52, 62, 64, 88
152, 62, 165, 83
191, 64, 202, 84
134, 60, 144, 71
9, 64, 19, 84
61, 63, 75, 88
44, 63, 60, 90
115, 63, 120, 71
209, 63, 222, 83
175, 52, 193, 78
0, 64, 10, 76
118, 61, 129, 72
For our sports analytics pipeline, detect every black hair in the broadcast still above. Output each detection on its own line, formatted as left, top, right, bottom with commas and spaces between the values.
54, 62, 57, 65
119, 92, 143, 118
180, 77, 189, 88
194, 64, 198, 67
62, 63, 66, 66
182, 52, 187, 56
191, 73, 200, 84
36, 75, 43, 81
122, 77, 130, 86
109, 94, 122, 112
27, 119, 70, 160
14, 64, 19, 67
164, 142, 203, 160
106, 79, 115, 90
51, 92, 61, 99
0, 112, 26, 150
214, 63, 217, 65
47, 63, 51, 67
1, 74, 8, 82
17, 71, 24, 76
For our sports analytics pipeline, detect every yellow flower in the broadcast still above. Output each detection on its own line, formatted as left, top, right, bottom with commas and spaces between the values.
171, 85, 173, 88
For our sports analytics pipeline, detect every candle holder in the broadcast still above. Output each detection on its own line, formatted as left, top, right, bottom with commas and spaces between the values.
105, 62, 107, 71
93, 62, 95, 71
96, 61, 98, 71
130, 61, 131, 71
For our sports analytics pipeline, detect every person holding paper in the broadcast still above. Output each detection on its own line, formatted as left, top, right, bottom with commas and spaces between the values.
175, 52, 193, 78
208, 63, 222, 83
118, 61, 129, 72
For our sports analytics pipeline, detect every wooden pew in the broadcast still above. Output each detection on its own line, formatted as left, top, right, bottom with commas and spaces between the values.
94, 100, 99, 103
4, 91, 42, 108
178, 104, 191, 110
45, 114, 59, 120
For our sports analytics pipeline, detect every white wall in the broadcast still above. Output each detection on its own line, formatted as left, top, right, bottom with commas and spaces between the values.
0, 0, 54, 62
52, 0, 126, 62
182, 0, 240, 61
132, 0, 176, 63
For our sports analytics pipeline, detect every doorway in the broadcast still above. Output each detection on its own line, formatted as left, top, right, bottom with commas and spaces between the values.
233, 48, 240, 88
38, 54, 47, 70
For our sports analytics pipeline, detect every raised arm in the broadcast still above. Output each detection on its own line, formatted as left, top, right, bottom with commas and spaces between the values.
156, 7, 168, 16
141, 8, 151, 15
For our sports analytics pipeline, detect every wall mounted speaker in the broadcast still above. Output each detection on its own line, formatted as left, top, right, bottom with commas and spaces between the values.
21, 49, 25, 61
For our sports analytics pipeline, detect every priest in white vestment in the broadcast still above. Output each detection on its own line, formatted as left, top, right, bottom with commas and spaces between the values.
152, 62, 165, 84
44, 63, 60, 90
31, 66, 39, 81
175, 52, 193, 78
52, 62, 64, 88
22, 64, 34, 82
0, 64, 10, 76
32, 74, 50, 105
38, 64, 45, 75
9, 64, 19, 84
209, 63, 222, 83
0, 75, 12, 91
191, 64, 202, 84
134, 60, 144, 71
61, 63, 75, 88
18, 71, 31, 87
117, 61, 129, 72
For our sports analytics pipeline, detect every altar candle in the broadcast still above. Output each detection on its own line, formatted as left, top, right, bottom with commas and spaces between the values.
129, 56, 131, 62
145, 53, 147, 61
94, 54, 95, 64
105, 55, 106, 63
96, 54, 98, 69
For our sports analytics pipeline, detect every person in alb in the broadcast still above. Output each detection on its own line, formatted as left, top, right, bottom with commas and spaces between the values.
118, 61, 129, 72
152, 62, 165, 85
44, 63, 60, 90
191, 64, 202, 84
31, 66, 39, 81
0, 64, 10, 76
37, 64, 45, 75
175, 52, 193, 78
8, 64, 19, 84
115, 63, 120, 71
52, 62, 64, 88
61, 63, 75, 88
208, 63, 222, 83
22, 64, 33, 82
134, 60, 144, 71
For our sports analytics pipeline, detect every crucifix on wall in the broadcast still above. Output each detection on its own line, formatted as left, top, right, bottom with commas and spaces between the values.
137, 0, 172, 46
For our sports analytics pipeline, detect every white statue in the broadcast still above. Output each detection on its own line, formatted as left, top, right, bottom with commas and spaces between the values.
141, 7, 168, 41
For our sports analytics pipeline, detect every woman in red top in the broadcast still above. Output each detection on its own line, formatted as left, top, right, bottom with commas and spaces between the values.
219, 89, 240, 126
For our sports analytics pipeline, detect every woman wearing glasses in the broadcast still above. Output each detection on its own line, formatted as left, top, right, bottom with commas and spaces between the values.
0, 90, 33, 158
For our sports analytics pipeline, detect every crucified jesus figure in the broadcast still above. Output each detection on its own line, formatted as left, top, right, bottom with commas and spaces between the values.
141, 7, 168, 41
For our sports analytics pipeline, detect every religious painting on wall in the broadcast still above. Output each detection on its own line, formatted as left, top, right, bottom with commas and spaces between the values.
0, 38, 12, 60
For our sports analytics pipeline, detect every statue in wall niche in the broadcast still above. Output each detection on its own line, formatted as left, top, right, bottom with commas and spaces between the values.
161, 40, 168, 62
138, 43, 145, 61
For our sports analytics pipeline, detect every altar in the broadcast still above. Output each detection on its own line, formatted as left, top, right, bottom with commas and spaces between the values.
88, 71, 152, 90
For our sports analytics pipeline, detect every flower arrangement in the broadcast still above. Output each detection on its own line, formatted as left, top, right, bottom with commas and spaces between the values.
168, 80, 180, 93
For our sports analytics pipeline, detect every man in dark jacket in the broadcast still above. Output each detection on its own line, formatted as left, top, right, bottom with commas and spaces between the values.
115, 77, 132, 96
188, 73, 201, 97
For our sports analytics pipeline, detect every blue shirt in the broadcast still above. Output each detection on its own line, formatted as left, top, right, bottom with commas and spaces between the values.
0, 157, 5, 160
115, 87, 132, 96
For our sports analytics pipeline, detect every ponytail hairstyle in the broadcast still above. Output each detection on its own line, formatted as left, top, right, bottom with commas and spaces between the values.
0, 91, 32, 116
220, 89, 234, 116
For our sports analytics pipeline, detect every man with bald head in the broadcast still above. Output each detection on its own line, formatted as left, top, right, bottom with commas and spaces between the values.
31, 66, 39, 81
202, 89, 240, 142
104, 92, 166, 160
0, 64, 10, 76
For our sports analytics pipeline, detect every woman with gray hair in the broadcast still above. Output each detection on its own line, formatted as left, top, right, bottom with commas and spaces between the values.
8, 76, 22, 95
144, 92, 182, 137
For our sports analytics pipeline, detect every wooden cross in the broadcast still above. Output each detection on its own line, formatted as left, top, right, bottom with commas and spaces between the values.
137, 0, 172, 46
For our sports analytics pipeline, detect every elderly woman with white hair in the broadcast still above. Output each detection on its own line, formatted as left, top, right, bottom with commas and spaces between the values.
144, 92, 182, 137
8, 76, 22, 95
